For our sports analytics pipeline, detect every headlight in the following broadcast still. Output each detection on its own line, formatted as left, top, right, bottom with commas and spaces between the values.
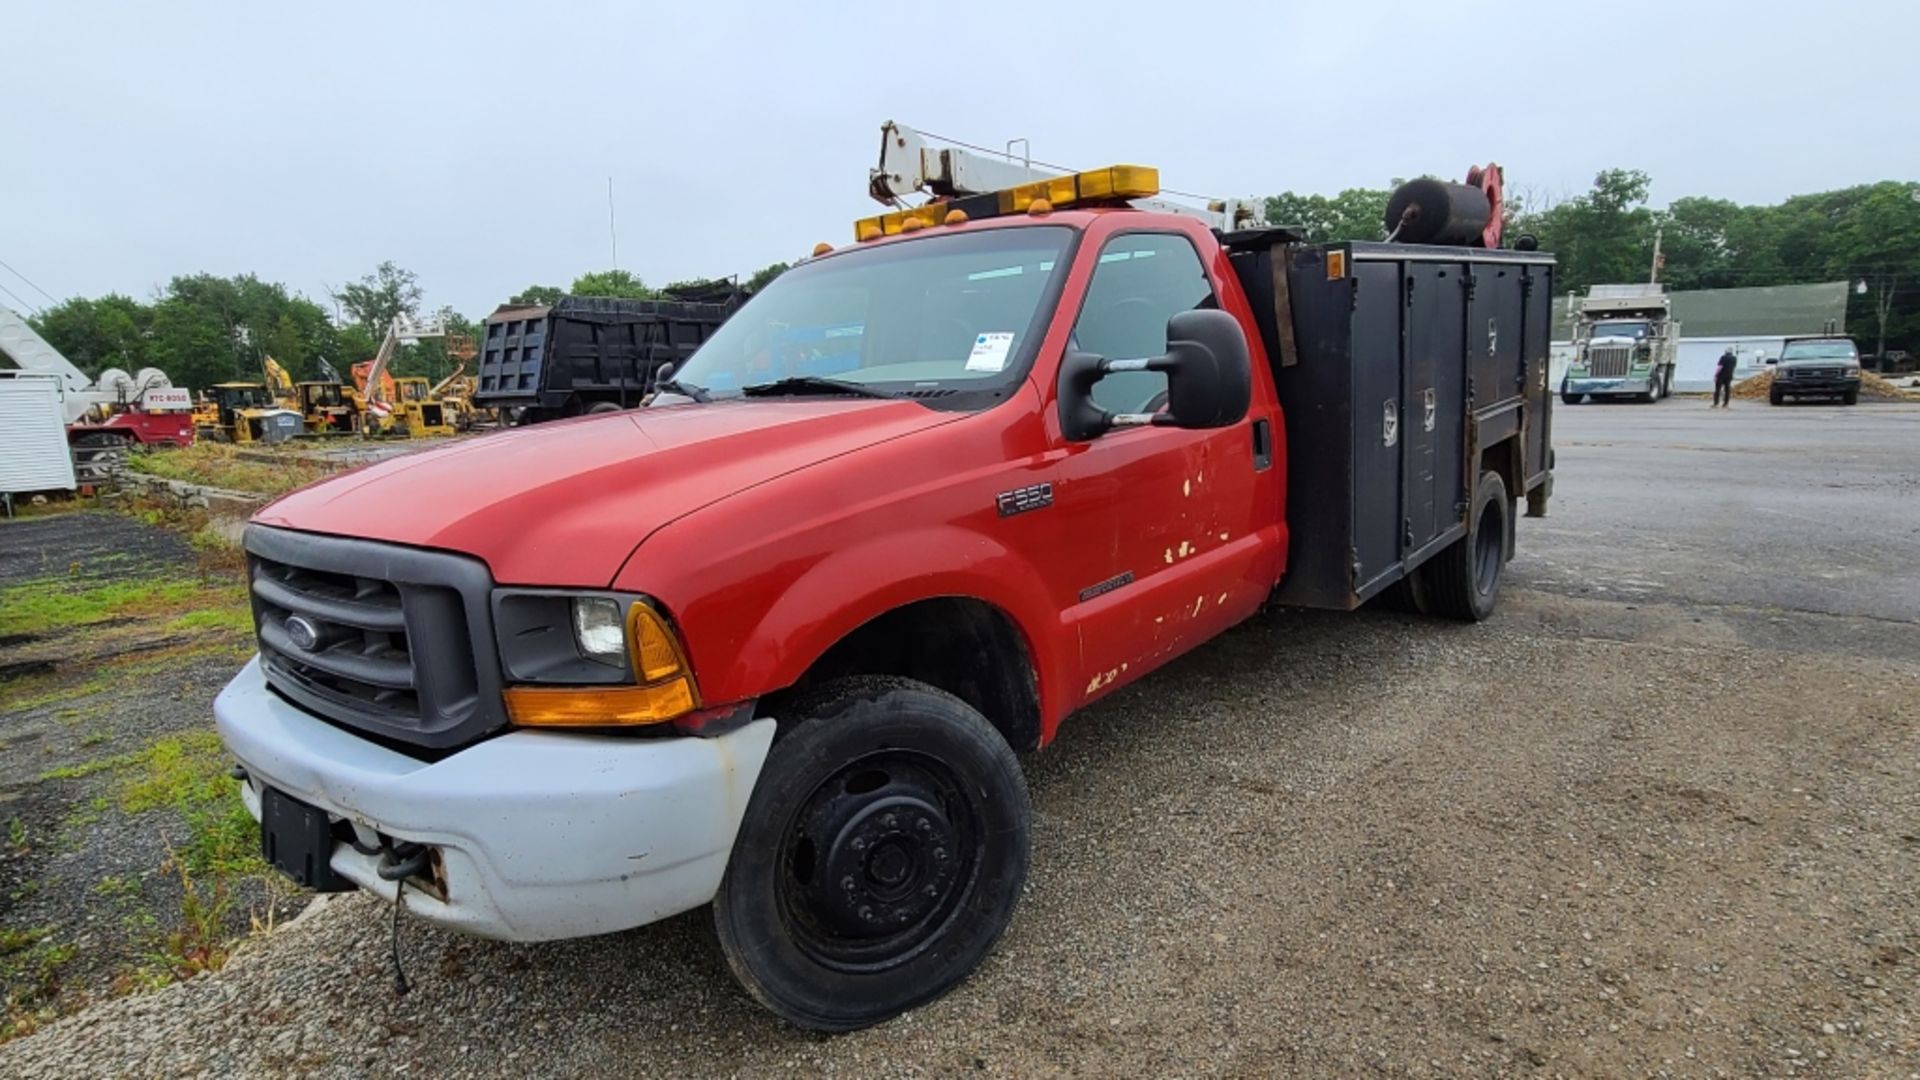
1845, 368, 1862, 379
492, 590, 701, 727
571, 597, 626, 666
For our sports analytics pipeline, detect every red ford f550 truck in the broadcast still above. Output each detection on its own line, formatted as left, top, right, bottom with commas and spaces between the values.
216, 134, 1554, 1031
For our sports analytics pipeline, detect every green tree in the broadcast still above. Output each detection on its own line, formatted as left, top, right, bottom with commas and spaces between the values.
332, 261, 423, 338
1263, 187, 1391, 242
569, 269, 656, 299
746, 261, 790, 293
27, 295, 152, 378
1513, 169, 1659, 295
509, 284, 565, 306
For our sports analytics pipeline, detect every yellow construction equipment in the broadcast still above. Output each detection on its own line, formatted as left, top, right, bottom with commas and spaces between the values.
391, 375, 456, 437
296, 381, 361, 434
262, 355, 299, 410
351, 314, 459, 437
198, 382, 303, 444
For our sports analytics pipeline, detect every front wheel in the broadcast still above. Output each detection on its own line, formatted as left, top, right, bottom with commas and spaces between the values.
1561, 391, 1582, 406
1422, 469, 1509, 621
1842, 389, 1859, 406
1770, 388, 1785, 406
713, 677, 1031, 1032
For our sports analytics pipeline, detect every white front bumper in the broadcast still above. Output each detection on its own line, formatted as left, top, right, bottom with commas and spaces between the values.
215, 656, 775, 942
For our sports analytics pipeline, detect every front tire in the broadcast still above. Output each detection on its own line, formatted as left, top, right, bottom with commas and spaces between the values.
1422, 469, 1509, 622
713, 677, 1031, 1032
1842, 388, 1859, 406
1770, 387, 1785, 406
1561, 391, 1582, 406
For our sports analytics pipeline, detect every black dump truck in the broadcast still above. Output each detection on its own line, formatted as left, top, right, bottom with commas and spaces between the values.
475, 283, 744, 422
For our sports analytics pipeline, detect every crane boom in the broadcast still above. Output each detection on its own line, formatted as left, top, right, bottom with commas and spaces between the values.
0, 307, 91, 394
867, 122, 1265, 231
363, 313, 446, 406
869, 122, 1055, 205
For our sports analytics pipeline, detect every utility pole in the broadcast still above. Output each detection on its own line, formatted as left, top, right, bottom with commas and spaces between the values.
608, 177, 619, 271
1649, 228, 1664, 284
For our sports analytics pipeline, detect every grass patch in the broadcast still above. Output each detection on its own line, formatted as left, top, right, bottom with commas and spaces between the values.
0, 579, 205, 638
41, 755, 133, 781
126, 443, 335, 498
39, 730, 262, 877
1, 639, 250, 717
166, 607, 255, 635
1, 926, 78, 1044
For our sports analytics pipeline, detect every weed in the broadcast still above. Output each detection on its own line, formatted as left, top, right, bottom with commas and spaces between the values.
41, 754, 133, 781
78, 730, 112, 748
147, 854, 233, 978
5, 818, 23, 850
93, 875, 142, 901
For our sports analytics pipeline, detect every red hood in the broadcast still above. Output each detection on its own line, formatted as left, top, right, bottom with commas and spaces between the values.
255, 400, 961, 586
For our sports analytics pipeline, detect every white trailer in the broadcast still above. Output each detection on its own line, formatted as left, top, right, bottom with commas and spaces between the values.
0, 372, 78, 508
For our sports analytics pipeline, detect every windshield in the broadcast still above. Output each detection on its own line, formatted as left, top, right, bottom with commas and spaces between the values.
1780, 340, 1858, 362
1589, 321, 1651, 340
671, 226, 1074, 399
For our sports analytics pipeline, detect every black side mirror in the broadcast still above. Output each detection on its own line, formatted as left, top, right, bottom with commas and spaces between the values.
1057, 309, 1253, 442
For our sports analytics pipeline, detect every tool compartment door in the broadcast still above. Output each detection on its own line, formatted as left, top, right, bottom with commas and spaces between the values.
1349, 260, 1403, 594
1521, 263, 1554, 487
1402, 263, 1466, 556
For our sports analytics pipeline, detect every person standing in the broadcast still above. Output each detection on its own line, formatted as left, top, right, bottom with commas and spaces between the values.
1713, 347, 1738, 407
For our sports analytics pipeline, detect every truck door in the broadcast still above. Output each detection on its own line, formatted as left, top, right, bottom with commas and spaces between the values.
1048, 230, 1267, 704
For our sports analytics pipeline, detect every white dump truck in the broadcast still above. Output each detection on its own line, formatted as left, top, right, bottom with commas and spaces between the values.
1560, 283, 1678, 404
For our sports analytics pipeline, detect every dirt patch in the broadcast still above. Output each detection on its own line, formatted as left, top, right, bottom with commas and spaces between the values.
0, 509, 293, 1041
1733, 368, 1920, 400
2, 600, 1915, 1077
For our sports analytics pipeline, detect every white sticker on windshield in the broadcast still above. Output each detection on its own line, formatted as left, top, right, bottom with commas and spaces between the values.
965, 332, 1015, 373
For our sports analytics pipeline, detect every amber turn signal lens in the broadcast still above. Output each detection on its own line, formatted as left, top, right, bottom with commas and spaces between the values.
505, 680, 697, 728
626, 603, 687, 684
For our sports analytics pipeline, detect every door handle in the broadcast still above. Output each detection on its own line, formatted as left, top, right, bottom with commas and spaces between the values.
1251, 418, 1273, 471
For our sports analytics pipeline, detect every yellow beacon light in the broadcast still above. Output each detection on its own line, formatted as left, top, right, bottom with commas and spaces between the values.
854, 165, 1160, 239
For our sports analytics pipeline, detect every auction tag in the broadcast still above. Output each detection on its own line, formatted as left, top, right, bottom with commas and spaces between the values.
965, 332, 1014, 373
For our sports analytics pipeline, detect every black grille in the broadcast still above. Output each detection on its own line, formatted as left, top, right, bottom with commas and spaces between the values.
245, 526, 507, 751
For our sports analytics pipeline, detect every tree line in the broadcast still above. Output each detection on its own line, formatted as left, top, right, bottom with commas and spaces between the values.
1266, 173, 1920, 356
25, 174, 1916, 391
23, 260, 790, 392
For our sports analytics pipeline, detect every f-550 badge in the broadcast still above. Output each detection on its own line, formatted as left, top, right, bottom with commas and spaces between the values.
996, 482, 1053, 517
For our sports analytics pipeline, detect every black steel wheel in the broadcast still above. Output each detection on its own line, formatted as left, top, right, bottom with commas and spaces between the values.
714, 677, 1030, 1032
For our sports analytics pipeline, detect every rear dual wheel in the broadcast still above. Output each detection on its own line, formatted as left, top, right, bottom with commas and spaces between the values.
713, 678, 1030, 1032
1423, 470, 1509, 621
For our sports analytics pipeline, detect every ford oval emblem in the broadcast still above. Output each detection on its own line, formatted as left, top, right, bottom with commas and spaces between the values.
285, 615, 322, 652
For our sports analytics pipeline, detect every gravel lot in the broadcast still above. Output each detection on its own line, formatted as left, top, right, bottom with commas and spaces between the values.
4, 401, 1917, 1077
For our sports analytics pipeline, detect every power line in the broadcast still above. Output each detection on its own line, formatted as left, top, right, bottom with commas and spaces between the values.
0, 255, 58, 304
0, 280, 40, 315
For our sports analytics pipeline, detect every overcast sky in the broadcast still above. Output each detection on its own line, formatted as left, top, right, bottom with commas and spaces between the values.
5, 0, 1915, 320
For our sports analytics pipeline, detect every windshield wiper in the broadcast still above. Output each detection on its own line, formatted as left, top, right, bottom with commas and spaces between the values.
652, 377, 710, 402
740, 376, 894, 400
